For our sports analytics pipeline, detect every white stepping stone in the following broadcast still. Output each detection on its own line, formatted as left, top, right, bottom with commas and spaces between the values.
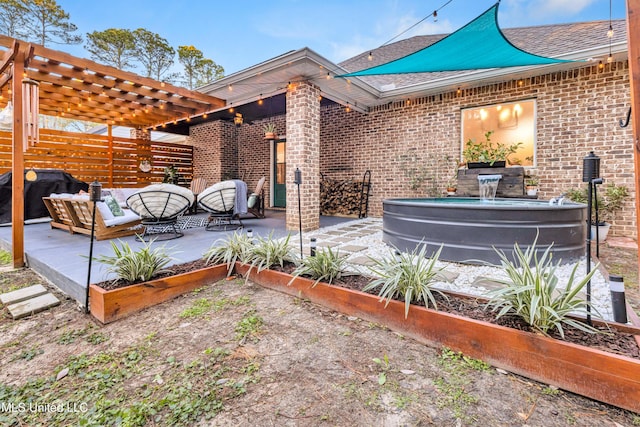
0, 284, 48, 305
348, 256, 375, 266
434, 270, 460, 283
341, 245, 368, 253
7, 293, 60, 319
473, 276, 505, 291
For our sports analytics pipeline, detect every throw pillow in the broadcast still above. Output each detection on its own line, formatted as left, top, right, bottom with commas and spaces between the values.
104, 195, 124, 217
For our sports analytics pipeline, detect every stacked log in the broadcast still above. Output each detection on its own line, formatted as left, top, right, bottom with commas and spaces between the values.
320, 177, 365, 216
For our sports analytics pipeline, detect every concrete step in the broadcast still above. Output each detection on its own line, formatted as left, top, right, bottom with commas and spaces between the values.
7, 293, 60, 319
0, 284, 48, 305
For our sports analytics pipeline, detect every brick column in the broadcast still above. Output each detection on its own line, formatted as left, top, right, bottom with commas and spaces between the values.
188, 120, 238, 183
286, 82, 320, 231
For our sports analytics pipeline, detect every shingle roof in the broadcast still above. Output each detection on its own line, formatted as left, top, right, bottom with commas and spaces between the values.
339, 20, 627, 90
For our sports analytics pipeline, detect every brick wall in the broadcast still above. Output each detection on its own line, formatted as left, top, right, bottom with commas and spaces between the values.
319, 61, 636, 238
189, 61, 636, 239
188, 120, 238, 185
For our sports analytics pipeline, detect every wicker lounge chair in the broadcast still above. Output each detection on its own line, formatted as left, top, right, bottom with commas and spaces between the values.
126, 184, 194, 241
198, 180, 247, 231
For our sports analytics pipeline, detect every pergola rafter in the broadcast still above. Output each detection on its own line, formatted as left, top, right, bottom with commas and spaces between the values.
0, 35, 225, 128
0, 36, 226, 268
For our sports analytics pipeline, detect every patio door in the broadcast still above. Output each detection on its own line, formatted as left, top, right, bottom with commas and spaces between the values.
273, 140, 286, 207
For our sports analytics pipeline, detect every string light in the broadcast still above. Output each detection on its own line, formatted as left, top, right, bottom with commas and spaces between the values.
598, 60, 604, 70
326, 72, 331, 80
228, 84, 233, 91
160, 81, 166, 88
368, 52, 373, 61
203, 113, 208, 119
433, 10, 438, 22
456, 87, 461, 95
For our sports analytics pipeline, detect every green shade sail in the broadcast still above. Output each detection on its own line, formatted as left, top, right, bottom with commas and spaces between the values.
340, 2, 577, 77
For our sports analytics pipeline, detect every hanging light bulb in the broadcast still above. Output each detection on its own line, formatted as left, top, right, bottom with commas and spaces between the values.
607, 25, 614, 38
433, 10, 438, 22
607, 54, 613, 63
598, 60, 604, 69
368, 52, 373, 61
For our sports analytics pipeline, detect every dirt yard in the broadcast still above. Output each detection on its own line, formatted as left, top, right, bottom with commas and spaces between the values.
0, 247, 639, 426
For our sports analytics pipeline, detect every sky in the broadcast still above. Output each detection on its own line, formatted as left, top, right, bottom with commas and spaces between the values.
55, 0, 627, 76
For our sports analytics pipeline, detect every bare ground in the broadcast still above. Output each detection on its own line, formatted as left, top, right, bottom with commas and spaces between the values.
0, 246, 639, 426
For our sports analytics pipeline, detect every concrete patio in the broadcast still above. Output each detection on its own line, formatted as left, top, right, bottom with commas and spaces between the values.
0, 210, 352, 305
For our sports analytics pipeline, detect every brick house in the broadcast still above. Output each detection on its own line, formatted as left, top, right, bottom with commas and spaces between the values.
166, 19, 635, 238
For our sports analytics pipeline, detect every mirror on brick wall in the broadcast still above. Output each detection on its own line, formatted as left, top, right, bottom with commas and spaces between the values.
461, 99, 536, 167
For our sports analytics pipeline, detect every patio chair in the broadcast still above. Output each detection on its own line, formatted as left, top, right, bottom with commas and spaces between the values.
188, 177, 208, 214
126, 183, 194, 241
247, 176, 266, 219
198, 180, 247, 231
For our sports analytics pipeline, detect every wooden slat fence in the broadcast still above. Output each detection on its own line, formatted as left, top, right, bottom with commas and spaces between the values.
0, 129, 193, 187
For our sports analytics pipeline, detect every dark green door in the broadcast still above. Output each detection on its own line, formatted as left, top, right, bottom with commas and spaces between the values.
273, 140, 286, 207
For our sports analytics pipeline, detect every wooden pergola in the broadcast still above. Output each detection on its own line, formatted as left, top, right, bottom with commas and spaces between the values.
0, 36, 225, 268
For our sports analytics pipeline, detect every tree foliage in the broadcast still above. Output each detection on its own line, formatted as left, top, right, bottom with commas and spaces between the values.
178, 45, 224, 89
21, 0, 81, 46
0, 0, 28, 38
132, 28, 175, 80
85, 28, 136, 70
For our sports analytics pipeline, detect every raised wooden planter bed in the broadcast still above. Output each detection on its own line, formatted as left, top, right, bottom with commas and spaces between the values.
235, 263, 640, 413
89, 264, 228, 324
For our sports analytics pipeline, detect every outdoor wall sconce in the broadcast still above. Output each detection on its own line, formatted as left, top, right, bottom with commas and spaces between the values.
234, 112, 243, 126
139, 159, 152, 172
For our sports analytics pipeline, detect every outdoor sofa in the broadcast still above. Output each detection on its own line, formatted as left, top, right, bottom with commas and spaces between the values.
43, 192, 142, 240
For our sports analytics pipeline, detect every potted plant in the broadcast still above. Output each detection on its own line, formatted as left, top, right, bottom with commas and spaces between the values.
462, 131, 522, 168
263, 122, 277, 140
525, 175, 539, 196
566, 183, 629, 242
445, 176, 457, 195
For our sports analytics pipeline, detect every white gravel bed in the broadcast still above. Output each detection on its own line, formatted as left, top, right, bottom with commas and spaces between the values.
292, 217, 614, 321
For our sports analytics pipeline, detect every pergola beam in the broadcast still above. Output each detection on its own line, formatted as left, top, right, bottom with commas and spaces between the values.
626, 0, 640, 286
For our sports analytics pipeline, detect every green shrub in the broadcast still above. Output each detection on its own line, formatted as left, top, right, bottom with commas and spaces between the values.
485, 239, 601, 338
246, 233, 296, 274
94, 239, 174, 284
565, 183, 628, 224
289, 246, 352, 287
203, 230, 252, 276
364, 244, 446, 318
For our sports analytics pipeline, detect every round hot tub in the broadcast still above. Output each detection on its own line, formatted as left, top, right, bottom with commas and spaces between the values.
383, 197, 587, 265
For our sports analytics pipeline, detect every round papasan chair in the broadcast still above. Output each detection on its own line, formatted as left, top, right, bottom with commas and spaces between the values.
126, 183, 194, 240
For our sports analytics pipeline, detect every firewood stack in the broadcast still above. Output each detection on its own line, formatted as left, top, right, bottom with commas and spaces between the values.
320, 177, 365, 216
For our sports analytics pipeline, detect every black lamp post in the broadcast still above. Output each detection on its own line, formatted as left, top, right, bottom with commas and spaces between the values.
85, 180, 102, 314
582, 151, 601, 325
294, 168, 303, 259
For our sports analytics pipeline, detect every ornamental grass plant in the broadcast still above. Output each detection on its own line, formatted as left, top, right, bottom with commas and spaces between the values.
203, 230, 252, 276
93, 238, 174, 285
364, 244, 446, 318
289, 246, 352, 287
485, 239, 601, 338
246, 232, 297, 274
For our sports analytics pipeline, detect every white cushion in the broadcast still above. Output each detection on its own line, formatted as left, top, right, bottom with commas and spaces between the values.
199, 181, 236, 213
103, 209, 141, 227
96, 201, 114, 221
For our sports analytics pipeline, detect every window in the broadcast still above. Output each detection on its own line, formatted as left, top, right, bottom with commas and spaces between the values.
461, 99, 536, 166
